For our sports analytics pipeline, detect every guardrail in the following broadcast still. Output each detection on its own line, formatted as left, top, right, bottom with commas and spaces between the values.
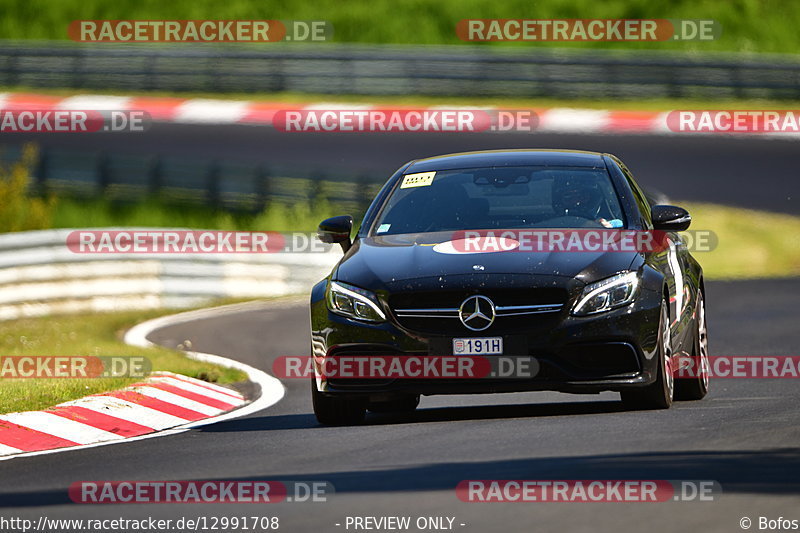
0, 143, 383, 212
1, 41, 799, 99
0, 228, 339, 320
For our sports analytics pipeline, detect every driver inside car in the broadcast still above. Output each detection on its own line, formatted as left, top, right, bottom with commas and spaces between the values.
551, 175, 623, 228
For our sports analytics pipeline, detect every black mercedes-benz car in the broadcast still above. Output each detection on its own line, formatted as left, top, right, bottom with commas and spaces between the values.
310, 150, 708, 425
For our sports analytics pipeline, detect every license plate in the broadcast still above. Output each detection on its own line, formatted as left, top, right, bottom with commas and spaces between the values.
453, 337, 503, 355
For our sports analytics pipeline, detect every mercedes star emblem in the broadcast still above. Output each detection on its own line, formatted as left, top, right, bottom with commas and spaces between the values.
459, 295, 496, 331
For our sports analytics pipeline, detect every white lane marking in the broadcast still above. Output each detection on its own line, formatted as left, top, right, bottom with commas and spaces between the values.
129, 386, 222, 416
174, 99, 250, 123
0, 412, 122, 444
58, 395, 189, 429
652, 111, 672, 132
57, 95, 132, 110
303, 103, 374, 110
537, 108, 611, 132
148, 375, 246, 405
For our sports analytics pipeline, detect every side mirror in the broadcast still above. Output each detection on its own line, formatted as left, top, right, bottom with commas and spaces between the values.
317, 215, 353, 253
651, 205, 691, 231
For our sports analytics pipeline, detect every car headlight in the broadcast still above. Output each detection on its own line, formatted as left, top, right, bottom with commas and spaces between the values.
572, 271, 640, 316
327, 281, 386, 322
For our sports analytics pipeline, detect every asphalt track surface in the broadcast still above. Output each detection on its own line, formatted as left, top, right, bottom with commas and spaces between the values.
2, 126, 799, 532
2, 280, 800, 532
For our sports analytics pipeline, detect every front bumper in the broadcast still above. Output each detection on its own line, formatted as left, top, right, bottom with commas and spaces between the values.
310, 281, 664, 398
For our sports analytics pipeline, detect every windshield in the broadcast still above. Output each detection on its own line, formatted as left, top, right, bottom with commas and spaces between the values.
372, 165, 626, 235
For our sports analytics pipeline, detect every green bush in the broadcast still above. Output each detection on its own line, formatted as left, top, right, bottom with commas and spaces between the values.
0, 144, 57, 233
0, 0, 797, 53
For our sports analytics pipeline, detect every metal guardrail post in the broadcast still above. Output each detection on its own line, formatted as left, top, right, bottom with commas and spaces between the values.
272, 58, 286, 92
148, 155, 163, 197
255, 165, 271, 209
97, 152, 111, 193
356, 174, 373, 214
35, 147, 48, 195
310, 172, 325, 207
7, 47, 19, 87
144, 50, 157, 91
207, 160, 221, 208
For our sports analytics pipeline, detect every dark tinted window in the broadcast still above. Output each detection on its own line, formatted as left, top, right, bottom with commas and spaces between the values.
372, 166, 626, 235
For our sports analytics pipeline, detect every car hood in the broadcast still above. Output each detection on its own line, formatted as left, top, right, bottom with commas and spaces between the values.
334, 233, 638, 290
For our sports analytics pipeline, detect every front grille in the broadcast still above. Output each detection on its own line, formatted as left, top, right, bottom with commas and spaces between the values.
390, 288, 567, 309
389, 288, 567, 335
393, 303, 562, 319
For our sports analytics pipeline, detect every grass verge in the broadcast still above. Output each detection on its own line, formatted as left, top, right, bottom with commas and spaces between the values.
52, 197, 337, 233
682, 202, 800, 280
0, 307, 248, 414
0, 0, 799, 53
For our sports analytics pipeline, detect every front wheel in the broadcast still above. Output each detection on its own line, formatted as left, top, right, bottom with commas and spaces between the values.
675, 291, 709, 400
311, 379, 366, 426
621, 301, 674, 409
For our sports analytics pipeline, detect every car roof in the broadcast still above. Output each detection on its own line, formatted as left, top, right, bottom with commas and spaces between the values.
404, 149, 608, 173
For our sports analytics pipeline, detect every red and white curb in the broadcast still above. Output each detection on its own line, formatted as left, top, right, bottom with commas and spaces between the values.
0, 300, 287, 461
0, 91, 671, 134
0, 372, 245, 455
4, 91, 799, 138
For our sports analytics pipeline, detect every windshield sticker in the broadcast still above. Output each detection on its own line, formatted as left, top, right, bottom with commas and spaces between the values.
400, 171, 436, 189
377, 223, 391, 233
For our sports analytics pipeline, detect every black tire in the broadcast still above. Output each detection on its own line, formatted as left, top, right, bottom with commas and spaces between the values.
311, 379, 366, 426
621, 301, 674, 410
675, 291, 709, 401
367, 395, 420, 414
